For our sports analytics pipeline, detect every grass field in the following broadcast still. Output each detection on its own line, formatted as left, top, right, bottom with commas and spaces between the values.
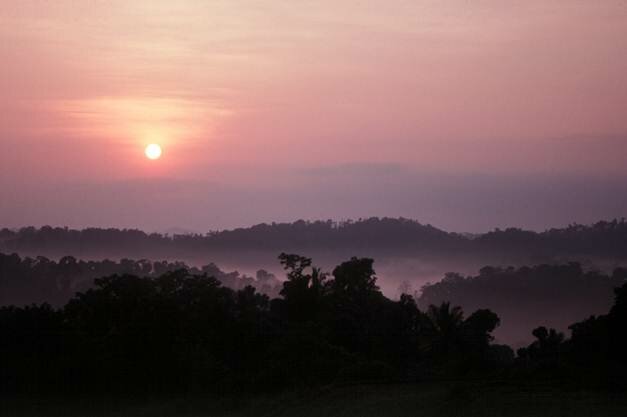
3, 380, 627, 417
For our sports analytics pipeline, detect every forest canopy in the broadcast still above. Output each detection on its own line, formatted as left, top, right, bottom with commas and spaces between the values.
2, 254, 627, 396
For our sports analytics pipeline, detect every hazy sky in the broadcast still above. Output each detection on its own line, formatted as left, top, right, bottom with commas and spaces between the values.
1, 1, 626, 233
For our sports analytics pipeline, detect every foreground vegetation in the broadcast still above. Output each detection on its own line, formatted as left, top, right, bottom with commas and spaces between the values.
2, 253, 627, 415
2, 252, 623, 347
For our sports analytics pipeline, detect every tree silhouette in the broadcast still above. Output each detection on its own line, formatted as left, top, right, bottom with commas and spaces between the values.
277, 253, 328, 322
425, 302, 464, 355
1, 253, 626, 397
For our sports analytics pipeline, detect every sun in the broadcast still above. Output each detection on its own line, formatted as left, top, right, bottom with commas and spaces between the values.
145, 143, 162, 160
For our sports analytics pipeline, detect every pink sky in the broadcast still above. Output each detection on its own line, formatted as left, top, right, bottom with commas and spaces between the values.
1, 1, 627, 232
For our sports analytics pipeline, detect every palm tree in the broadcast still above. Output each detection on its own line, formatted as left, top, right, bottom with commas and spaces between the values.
424, 302, 464, 354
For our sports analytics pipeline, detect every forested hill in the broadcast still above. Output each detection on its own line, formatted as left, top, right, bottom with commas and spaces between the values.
418, 264, 627, 346
0, 253, 282, 307
0, 218, 460, 259
1, 218, 627, 261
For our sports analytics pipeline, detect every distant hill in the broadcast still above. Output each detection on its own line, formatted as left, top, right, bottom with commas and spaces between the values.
0, 218, 460, 260
1, 218, 626, 263
0, 253, 281, 307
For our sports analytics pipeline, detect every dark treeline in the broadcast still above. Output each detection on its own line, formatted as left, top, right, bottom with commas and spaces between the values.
2, 218, 627, 261
2, 254, 627, 397
418, 264, 627, 345
0, 253, 281, 307
3, 254, 626, 346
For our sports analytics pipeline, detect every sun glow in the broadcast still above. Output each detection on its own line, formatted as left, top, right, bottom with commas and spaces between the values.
145, 144, 162, 160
